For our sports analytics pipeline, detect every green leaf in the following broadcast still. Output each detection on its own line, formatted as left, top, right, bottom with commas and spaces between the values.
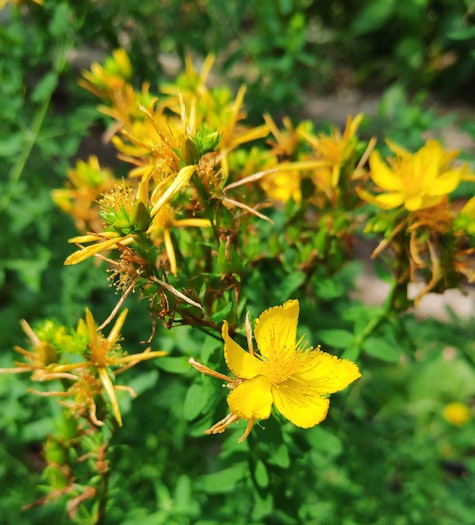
126, 370, 158, 396
363, 336, 402, 362
0, 134, 25, 158
278, 0, 293, 16
156, 356, 191, 375
352, 0, 396, 35
409, 356, 475, 400
318, 329, 354, 349
305, 426, 343, 458
116, 371, 160, 418
266, 443, 290, 468
197, 464, 247, 494
4, 250, 51, 292
314, 277, 344, 300
183, 382, 210, 421
31, 72, 58, 103
341, 345, 361, 361
447, 26, 475, 41
276, 270, 306, 298
49, 2, 73, 39
173, 474, 192, 511
20, 417, 55, 441
251, 491, 274, 522
211, 302, 233, 324
254, 460, 269, 489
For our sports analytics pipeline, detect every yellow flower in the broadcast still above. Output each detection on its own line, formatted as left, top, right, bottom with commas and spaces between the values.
259, 168, 303, 204
79, 48, 132, 95
361, 140, 463, 211
442, 402, 471, 426
300, 113, 364, 189
190, 300, 361, 441
64, 182, 144, 266
52, 155, 117, 232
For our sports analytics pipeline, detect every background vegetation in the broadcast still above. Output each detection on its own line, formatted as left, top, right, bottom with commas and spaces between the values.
1, 1, 474, 524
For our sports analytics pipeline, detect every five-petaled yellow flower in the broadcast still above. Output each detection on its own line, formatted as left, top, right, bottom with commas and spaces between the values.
360, 139, 464, 211
190, 300, 361, 441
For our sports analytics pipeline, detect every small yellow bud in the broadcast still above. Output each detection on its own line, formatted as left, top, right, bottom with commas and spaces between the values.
442, 402, 471, 426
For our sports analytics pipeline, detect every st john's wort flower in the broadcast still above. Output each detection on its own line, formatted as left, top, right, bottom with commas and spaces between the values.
359, 140, 465, 211
189, 300, 361, 441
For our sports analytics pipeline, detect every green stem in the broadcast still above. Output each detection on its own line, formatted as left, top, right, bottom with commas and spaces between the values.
1, 95, 51, 211
352, 279, 401, 356
1, 28, 73, 211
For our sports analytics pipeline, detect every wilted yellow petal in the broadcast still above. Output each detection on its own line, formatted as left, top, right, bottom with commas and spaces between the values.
254, 299, 299, 359
227, 376, 273, 420
272, 380, 330, 428
222, 321, 263, 378
98, 367, 122, 427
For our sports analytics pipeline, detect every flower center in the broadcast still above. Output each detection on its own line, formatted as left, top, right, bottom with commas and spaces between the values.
262, 342, 312, 385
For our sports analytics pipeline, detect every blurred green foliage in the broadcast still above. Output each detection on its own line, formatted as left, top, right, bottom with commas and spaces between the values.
1, 0, 474, 524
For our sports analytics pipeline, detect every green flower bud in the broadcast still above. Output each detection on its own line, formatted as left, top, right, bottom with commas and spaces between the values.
181, 138, 201, 165
130, 201, 151, 232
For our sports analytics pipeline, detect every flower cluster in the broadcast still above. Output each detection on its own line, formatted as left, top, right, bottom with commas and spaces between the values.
43, 49, 474, 439
360, 140, 475, 302
10, 49, 472, 447
0, 309, 166, 427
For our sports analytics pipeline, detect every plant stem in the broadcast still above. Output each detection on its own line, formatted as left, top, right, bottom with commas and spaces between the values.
1, 31, 71, 211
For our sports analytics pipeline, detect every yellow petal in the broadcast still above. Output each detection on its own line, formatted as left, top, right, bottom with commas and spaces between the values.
428, 169, 461, 196
370, 151, 402, 191
272, 380, 330, 428
107, 308, 128, 345
64, 235, 132, 265
461, 196, 475, 217
150, 165, 196, 217
413, 143, 441, 186
222, 321, 263, 379
386, 139, 410, 158
164, 229, 177, 276
174, 218, 212, 228
405, 194, 441, 211
254, 300, 299, 359
68, 231, 119, 243
372, 192, 405, 209
293, 349, 361, 394
85, 308, 98, 346
98, 367, 122, 427
357, 187, 405, 210
227, 376, 273, 420
342, 113, 363, 142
